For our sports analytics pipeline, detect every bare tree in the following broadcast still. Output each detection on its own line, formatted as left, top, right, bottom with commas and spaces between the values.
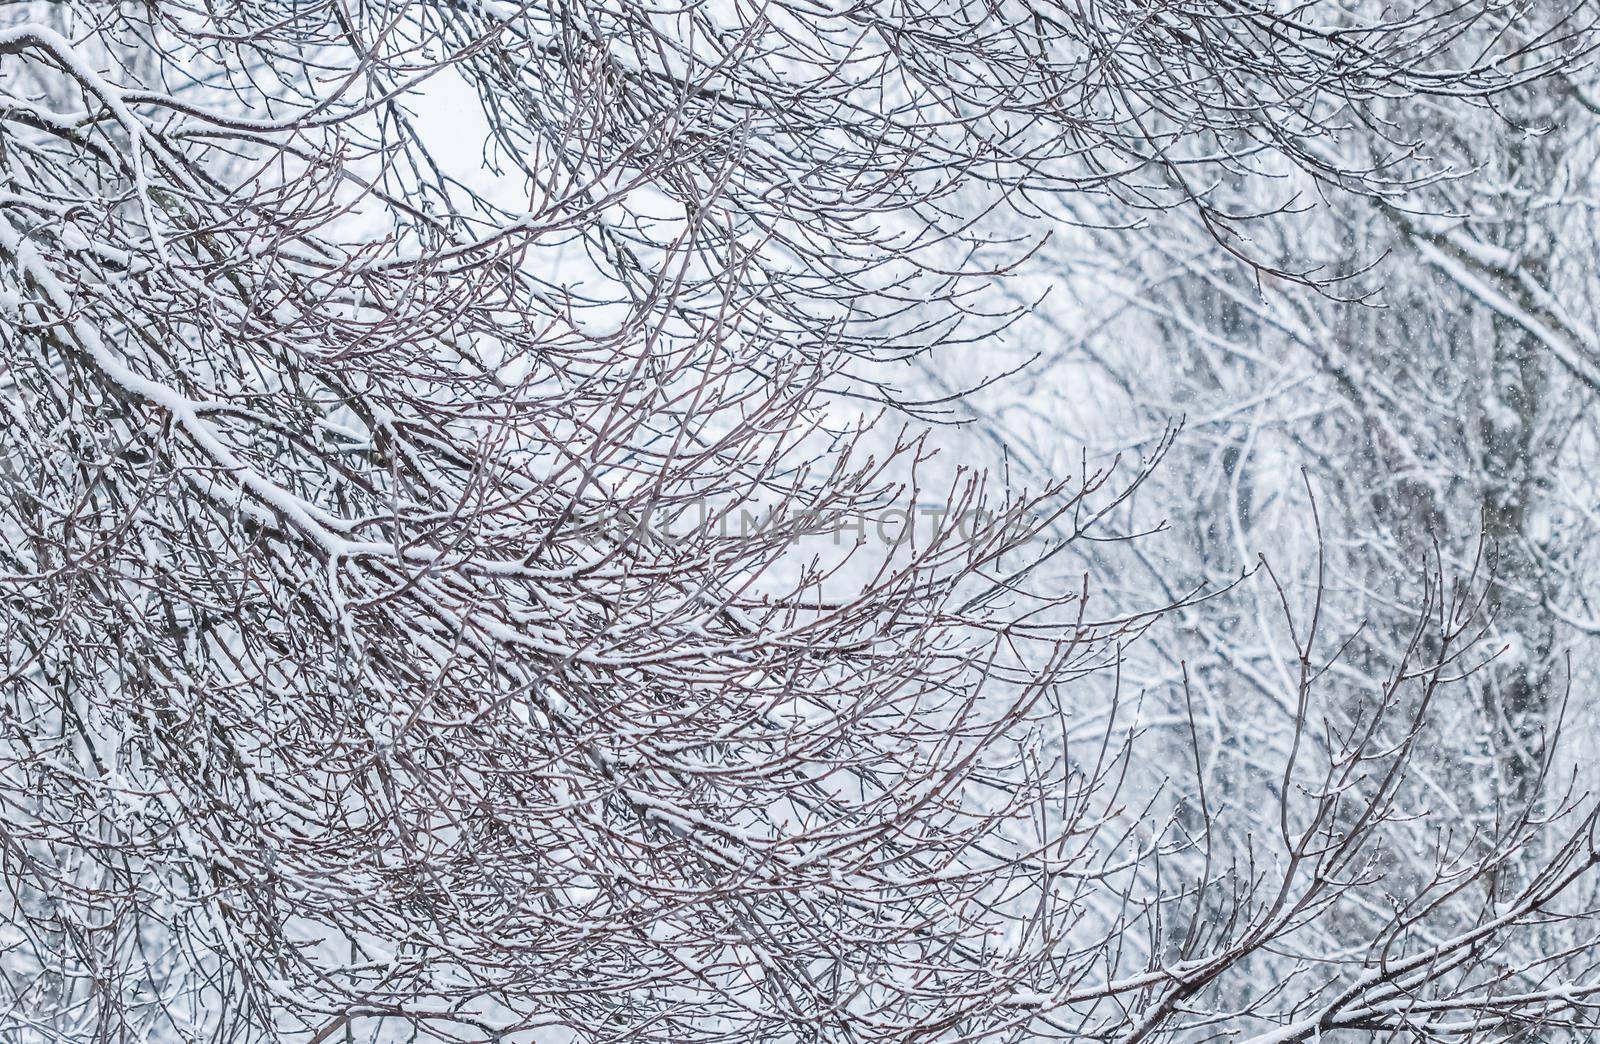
902, 9, 1600, 1039
2, 2, 1599, 1041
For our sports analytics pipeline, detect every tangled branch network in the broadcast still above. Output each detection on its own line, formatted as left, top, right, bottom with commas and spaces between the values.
1, 2, 1599, 1041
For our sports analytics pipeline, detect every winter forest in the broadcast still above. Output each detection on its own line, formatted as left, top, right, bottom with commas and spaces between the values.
9, 1, 1600, 1041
